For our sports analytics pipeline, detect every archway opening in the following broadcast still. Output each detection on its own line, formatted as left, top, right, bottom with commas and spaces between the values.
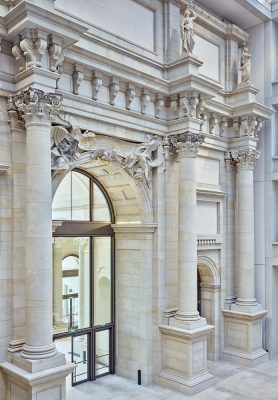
197, 257, 221, 361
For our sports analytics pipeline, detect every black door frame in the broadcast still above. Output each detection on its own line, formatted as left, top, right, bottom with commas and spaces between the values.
52, 170, 115, 386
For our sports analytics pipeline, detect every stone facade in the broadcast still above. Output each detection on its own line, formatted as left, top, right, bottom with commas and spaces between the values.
0, 0, 276, 398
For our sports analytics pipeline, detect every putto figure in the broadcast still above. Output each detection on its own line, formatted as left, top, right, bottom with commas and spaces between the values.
181, 4, 197, 54
239, 42, 251, 84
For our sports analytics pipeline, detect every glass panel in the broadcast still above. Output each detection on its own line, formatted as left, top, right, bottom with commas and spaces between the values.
71, 171, 90, 220
95, 330, 110, 377
53, 237, 90, 334
52, 173, 71, 220
73, 334, 89, 384
93, 183, 111, 221
52, 171, 90, 221
94, 237, 111, 326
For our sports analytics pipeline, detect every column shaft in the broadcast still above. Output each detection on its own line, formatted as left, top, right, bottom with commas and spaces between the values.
177, 155, 198, 319
22, 121, 56, 358
237, 166, 256, 303
167, 132, 205, 326
225, 157, 236, 304
230, 148, 260, 307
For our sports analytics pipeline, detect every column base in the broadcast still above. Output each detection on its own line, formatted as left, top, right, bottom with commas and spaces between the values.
159, 323, 214, 395
8, 351, 66, 373
0, 360, 74, 400
222, 308, 268, 367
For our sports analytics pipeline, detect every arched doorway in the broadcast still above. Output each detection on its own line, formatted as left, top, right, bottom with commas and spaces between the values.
52, 169, 115, 385
197, 256, 221, 361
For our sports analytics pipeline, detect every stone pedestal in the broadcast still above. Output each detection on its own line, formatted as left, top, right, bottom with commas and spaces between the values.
1, 361, 73, 400
159, 324, 214, 395
222, 310, 268, 366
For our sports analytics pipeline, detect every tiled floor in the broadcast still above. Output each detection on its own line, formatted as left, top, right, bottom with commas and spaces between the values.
67, 357, 278, 400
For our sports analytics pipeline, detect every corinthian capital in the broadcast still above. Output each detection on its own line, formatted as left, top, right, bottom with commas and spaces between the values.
168, 131, 205, 158
230, 148, 260, 169
9, 88, 62, 125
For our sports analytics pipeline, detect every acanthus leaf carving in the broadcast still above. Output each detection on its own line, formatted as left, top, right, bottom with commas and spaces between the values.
12, 43, 25, 72
109, 77, 120, 106
140, 89, 151, 115
126, 83, 136, 110
230, 148, 260, 169
48, 43, 64, 74
20, 37, 47, 68
180, 96, 189, 117
72, 68, 84, 95
154, 95, 164, 119
165, 131, 205, 158
171, 95, 179, 119
188, 92, 199, 118
219, 117, 228, 137
209, 113, 219, 135
196, 94, 206, 119
9, 87, 62, 125
92, 71, 102, 101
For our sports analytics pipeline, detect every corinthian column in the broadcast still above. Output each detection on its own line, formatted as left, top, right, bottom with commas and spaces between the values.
170, 132, 206, 328
159, 131, 213, 392
222, 147, 267, 366
231, 148, 260, 308
12, 88, 62, 360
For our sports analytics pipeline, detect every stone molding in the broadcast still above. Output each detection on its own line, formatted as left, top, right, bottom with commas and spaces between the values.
111, 223, 157, 234
229, 148, 261, 170
163, 131, 205, 158
8, 87, 62, 125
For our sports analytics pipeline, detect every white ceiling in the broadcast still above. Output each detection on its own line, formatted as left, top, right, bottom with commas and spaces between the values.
196, 0, 269, 29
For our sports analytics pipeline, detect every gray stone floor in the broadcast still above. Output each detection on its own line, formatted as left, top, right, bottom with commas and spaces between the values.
67, 357, 278, 399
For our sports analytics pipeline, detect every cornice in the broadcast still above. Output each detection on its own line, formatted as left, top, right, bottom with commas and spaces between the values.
232, 102, 273, 120
194, 2, 248, 42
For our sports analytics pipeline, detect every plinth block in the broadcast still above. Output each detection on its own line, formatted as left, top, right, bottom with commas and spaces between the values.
0, 359, 74, 400
159, 324, 214, 395
222, 309, 268, 367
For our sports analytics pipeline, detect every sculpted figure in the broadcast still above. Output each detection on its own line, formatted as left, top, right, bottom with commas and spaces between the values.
181, 5, 197, 54
51, 126, 81, 169
239, 42, 251, 84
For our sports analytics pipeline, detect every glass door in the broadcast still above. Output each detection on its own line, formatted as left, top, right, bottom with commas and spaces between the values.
72, 333, 90, 385
95, 329, 112, 378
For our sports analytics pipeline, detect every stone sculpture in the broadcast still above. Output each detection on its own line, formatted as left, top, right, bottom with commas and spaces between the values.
181, 4, 197, 54
51, 126, 162, 187
239, 42, 251, 84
